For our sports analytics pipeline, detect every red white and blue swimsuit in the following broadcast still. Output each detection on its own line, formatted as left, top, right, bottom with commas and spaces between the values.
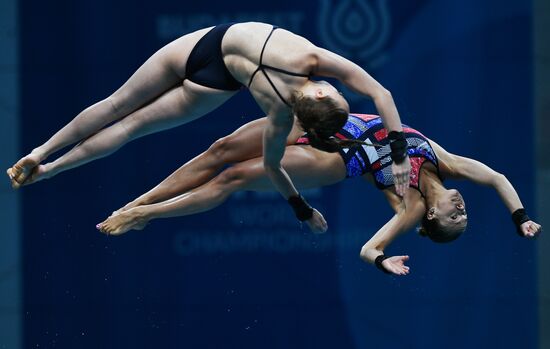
296, 114, 440, 191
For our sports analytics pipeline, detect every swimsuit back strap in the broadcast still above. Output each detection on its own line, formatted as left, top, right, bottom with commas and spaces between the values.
247, 26, 277, 87
247, 25, 309, 106
261, 64, 310, 78
247, 67, 262, 87
259, 27, 277, 66
261, 69, 292, 107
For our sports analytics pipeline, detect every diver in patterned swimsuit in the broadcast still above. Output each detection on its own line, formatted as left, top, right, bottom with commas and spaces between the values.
296, 113, 440, 192
97, 114, 542, 275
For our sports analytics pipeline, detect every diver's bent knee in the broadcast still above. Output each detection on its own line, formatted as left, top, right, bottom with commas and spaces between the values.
215, 166, 248, 187
208, 135, 237, 161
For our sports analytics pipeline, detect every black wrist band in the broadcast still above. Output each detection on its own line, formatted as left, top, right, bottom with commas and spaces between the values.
374, 254, 391, 274
388, 131, 407, 164
288, 195, 314, 222
512, 208, 530, 237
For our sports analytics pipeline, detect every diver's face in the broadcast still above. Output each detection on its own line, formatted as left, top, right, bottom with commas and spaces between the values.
433, 189, 468, 230
303, 81, 350, 112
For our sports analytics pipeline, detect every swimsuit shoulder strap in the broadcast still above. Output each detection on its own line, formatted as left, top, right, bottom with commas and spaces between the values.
247, 26, 310, 107
248, 26, 277, 87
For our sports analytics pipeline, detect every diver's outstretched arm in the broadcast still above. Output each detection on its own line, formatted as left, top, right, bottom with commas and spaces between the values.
359, 190, 426, 275
263, 113, 329, 234
313, 47, 411, 196
430, 139, 542, 237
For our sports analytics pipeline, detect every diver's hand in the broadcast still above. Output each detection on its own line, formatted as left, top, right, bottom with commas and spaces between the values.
519, 220, 542, 238
305, 209, 328, 234
382, 255, 410, 276
392, 156, 411, 196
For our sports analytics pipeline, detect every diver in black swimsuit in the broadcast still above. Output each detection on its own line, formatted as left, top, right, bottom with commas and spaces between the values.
8, 22, 412, 233
184, 23, 244, 91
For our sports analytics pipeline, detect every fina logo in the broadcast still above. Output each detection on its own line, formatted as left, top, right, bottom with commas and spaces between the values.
318, 0, 391, 69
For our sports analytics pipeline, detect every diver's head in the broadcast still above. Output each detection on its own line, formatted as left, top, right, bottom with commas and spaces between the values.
418, 189, 468, 243
292, 81, 350, 152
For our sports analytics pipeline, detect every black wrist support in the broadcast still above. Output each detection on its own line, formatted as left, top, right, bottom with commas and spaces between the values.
388, 131, 407, 164
512, 208, 530, 237
374, 254, 391, 274
288, 195, 314, 222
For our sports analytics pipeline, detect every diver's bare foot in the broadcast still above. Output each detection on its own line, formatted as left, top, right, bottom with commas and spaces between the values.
7, 152, 44, 188
97, 208, 149, 236
20, 165, 50, 187
111, 200, 145, 216
118, 201, 141, 213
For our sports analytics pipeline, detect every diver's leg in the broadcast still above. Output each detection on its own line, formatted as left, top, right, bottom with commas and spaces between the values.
7, 28, 211, 187
98, 145, 345, 235
25, 81, 237, 186
117, 117, 304, 211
